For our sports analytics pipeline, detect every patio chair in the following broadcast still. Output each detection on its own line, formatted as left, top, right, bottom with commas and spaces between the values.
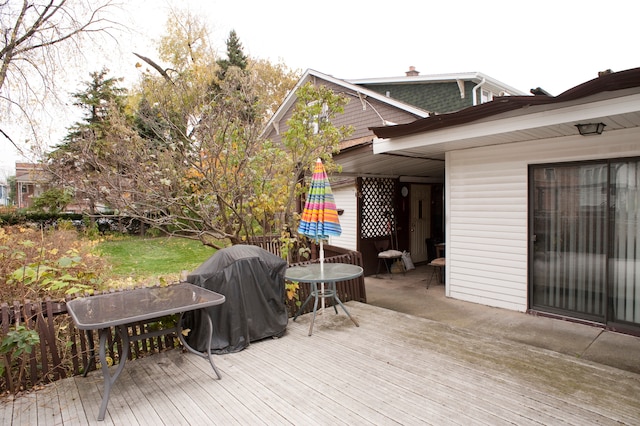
428, 257, 445, 289
375, 238, 405, 278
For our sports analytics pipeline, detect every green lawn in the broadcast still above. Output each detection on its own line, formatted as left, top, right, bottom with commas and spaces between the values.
95, 236, 216, 278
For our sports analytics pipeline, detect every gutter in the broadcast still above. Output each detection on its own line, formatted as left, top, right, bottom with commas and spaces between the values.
472, 77, 486, 106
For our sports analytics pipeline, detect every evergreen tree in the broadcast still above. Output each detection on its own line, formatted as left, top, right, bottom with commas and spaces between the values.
47, 69, 129, 215
216, 30, 248, 81
212, 30, 256, 123
67, 68, 128, 141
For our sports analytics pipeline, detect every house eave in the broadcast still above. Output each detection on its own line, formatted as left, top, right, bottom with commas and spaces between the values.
347, 71, 527, 97
371, 67, 640, 141
373, 89, 640, 157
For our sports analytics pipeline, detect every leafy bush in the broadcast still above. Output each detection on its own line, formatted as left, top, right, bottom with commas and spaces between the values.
0, 325, 40, 393
0, 225, 108, 394
0, 226, 107, 301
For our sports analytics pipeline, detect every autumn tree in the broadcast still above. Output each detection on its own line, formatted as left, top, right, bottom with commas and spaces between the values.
0, 0, 117, 156
277, 82, 353, 234
249, 58, 300, 123
126, 21, 270, 246
122, 76, 351, 250
46, 11, 350, 253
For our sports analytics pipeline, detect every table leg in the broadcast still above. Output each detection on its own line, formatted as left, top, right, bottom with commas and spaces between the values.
83, 330, 95, 377
178, 311, 222, 379
329, 281, 360, 328
308, 283, 321, 336
296, 281, 359, 336
330, 284, 339, 315
97, 325, 129, 421
292, 285, 315, 322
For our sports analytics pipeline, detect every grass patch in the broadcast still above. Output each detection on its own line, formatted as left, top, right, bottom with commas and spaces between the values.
95, 236, 216, 279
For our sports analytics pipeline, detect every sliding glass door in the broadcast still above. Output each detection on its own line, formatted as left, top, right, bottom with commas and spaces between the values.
610, 160, 640, 325
531, 158, 640, 329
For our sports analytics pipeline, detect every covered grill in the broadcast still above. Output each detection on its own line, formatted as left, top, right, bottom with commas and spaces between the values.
183, 245, 288, 354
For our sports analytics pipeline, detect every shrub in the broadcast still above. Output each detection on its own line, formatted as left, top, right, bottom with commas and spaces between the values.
0, 226, 108, 301
0, 325, 40, 393
0, 225, 109, 394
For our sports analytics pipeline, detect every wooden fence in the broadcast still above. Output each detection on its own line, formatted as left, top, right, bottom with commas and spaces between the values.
0, 298, 180, 394
0, 244, 366, 395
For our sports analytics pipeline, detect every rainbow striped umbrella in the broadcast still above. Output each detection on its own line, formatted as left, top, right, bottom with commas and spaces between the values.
297, 158, 342, 311
298, 159, 342, 254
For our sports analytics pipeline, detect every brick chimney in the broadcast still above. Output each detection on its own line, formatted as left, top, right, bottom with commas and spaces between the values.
405, 66, 419, 77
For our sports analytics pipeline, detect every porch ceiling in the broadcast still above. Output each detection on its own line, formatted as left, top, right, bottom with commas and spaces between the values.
335, 143, 445, 180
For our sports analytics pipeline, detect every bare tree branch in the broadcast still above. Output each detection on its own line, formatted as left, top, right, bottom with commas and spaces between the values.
1, 0, 119, 159
0, 126, 23, 154
133, 52, 174, 84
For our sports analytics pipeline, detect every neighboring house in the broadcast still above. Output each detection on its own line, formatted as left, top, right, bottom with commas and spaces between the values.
15, 162, 51, 209
0, 181, 8, 206
348, 66, 523, 114
262, 68, 524, 275
370, 67, 640, 335
14, 162, 101, 214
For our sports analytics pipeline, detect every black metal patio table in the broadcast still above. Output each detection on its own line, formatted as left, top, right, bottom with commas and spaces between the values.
66, 283, 225, 421
287, 263, 362, 336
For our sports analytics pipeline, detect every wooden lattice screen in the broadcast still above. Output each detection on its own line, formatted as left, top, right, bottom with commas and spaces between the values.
359, 177, 397, 239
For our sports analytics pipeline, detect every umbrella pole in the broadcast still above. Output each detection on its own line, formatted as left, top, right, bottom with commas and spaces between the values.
320, 240, 325, 314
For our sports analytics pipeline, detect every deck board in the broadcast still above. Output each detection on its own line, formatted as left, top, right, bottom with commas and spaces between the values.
55, 376, 89, 425
2, 302, 639, 425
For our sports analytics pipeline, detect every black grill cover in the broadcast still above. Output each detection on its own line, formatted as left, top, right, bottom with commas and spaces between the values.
183, 245, 288, 354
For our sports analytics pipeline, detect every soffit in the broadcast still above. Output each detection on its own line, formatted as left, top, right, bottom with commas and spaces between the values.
335, 143, 445, 180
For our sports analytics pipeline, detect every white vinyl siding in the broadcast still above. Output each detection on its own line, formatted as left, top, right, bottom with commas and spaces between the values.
328, 185, 358, 252
446, 127, 640, 312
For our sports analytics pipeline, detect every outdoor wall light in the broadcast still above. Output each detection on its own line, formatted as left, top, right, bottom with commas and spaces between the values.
576, 122, 606, 136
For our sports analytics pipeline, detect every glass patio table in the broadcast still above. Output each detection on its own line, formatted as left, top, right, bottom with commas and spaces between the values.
66, 283, 225, 421
286, 263, 362, 336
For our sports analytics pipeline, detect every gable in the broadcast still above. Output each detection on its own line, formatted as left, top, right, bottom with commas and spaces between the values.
262, 77, 426, 145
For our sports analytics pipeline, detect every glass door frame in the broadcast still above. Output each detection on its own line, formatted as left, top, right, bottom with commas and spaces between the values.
529, 157, 640, 334
528, 160, 609, 324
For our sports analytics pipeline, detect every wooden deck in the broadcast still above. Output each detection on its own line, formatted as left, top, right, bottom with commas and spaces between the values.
2, 302, 639, 425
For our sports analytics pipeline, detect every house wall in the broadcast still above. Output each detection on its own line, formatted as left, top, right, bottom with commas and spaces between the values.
359, 81, 475, 114
261, 76, 424, 261
329, 185, 358, 252
445, 127, 640, 312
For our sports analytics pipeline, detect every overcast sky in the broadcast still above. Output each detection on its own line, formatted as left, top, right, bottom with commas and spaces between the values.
1, 0, 638, 177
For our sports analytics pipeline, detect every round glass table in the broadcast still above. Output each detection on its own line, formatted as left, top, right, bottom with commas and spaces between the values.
285, 263, 363, 336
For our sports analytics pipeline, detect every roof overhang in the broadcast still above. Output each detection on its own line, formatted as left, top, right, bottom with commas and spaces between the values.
370, 68, 640, 170
374, 89, 640, 157
347, 71, 527, 97
334, 141, 445, 182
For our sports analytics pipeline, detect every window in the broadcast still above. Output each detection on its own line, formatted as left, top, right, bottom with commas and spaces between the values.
481, 89, 493, 103
307, 101, 329, 134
